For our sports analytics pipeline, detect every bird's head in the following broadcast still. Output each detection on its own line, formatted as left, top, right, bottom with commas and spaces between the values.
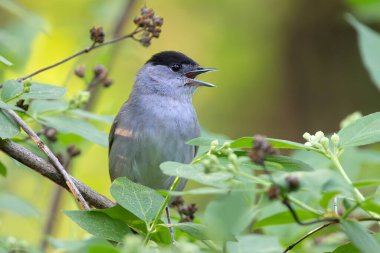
134, 51, 216, 98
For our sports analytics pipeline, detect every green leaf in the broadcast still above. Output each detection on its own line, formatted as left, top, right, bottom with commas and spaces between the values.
0, 100, 24, 111
0, 55, 12, 66
165, 187, 229, 196
0, 193, 39, 217
39, 115, 107, 146
166, 223, 210, 240
341, 220, 380, 253
23, 82, 66, 100
65, 210, 131, 242
69, 109, 113, 124
339, 112, 380, 147
347, 14, 380, 90
230, 137, 322, 154
361, 200, 380, 215
99, 205, 147, 234
254, 209, 319, 228
320, 191, 339, 209
1, 80, 23, 101
160, 161, 233, 188
0, 109, 20, 139
0, 161, 6, 177
331, 242, 360, 253
204, 192, 255, 240
48, 238, 111, 252
187, 137, 220, 146
227, 235, 283, 253
353, 179, 380, 188
29, 100, 68, 115
110, 177, 165, 223
87, 244, 119, 253
264, 155, 314, 172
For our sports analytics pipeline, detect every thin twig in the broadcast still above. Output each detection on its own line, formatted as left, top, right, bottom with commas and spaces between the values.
282, 198, 338, 226
4, 109, 90, 210
283, 222, 337, 253
40, 154, 74, 251
0, 139, 114, 209
17, 28, 143, 82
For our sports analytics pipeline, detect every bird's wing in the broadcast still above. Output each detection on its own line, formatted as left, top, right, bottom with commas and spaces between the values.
108, 117, 118, 155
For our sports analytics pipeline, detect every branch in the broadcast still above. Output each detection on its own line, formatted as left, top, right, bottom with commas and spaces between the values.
5, 109, 90, 209
17, 28, 143, 82
0, 139, 114, 209
282, 221, 337, 253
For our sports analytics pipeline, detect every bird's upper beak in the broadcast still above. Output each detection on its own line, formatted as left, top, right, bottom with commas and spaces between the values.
184, 68, 217, 87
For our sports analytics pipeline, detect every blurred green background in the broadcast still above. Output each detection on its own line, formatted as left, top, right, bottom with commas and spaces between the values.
1, 0, 380, 249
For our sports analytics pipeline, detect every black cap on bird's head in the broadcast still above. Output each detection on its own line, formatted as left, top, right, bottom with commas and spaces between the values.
146, 51, 216, 87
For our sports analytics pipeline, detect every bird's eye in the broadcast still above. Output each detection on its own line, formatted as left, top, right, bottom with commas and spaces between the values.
170, 64, 182, 72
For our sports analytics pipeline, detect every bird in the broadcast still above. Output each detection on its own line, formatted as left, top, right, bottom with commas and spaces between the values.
108, 50, 215, 206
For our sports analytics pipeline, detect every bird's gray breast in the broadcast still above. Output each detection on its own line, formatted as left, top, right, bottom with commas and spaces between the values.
109, 94, 200, 190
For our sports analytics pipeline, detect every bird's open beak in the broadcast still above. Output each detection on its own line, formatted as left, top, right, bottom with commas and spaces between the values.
184, 68, 217, 87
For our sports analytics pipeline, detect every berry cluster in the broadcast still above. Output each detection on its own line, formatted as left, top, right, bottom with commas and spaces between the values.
249, 135, 279, 165
170, 196, 198, 223
89, 26, 105, 44
133, 6, 163, 47
74, 64, 113, 88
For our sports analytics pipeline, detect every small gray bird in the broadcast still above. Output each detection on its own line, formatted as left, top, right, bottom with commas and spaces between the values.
109, 51, 215, 193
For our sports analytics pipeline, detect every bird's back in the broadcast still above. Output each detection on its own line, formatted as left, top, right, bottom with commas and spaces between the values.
109, 93, 200, 190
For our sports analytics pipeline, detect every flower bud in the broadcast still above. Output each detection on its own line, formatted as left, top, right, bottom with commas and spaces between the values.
23, 80, 32, 87
74, 65, 86, 78
285, 175, 300, 192
210, 140, 219, 148
320, 137, 329, 149
315, 131, 324, 141
302, 132, 311, 141
304, 142, 312, 147
331, 133, 340, 147
23, 86, 30, 93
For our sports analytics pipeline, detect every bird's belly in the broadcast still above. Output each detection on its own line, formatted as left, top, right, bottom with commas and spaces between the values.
109, 104, 199, 191
133, 130, 193, 190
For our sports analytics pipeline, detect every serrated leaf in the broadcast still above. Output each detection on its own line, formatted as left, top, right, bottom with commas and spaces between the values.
160, 161, 233, 188
254, 209, 319, 228
0, 109, 20, 139
264, 155, 314, 172
341, 220, 380, 253
65, 210, 131, 242
1, 80, 23, 101
347, 14, 380, 90
0, 161, 6, 177
339, 112, 380, 147
68, 109, 113, 124
39, 115, 107, 146
110, 177, 164, 223
0, 55, 12, 66
23, 82, 66, 100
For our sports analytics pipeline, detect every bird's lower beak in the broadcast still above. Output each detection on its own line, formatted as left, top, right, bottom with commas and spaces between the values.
184, 68, 217, 87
